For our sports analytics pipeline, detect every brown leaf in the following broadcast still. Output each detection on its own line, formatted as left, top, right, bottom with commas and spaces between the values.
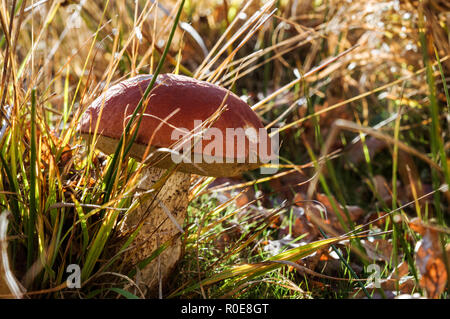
372, 175, 392, 204
313, 193, 365, 232
269, 172, 309, 200
293, 192, 305, 206
208, 177, 255, 207
346, 136, 387, 166
356, 262, 415, 299
418, 256, 447, 299
365, 211, 389, 229
368, 276, 415, 296
362, 239, 393, 262
410, 218, 448, 299
291, 211, 319, 242
389, 261, 410, 280
213, 221, 242, 252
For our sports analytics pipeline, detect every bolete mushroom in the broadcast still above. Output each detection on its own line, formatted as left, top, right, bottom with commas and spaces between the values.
79, 73, 273, 294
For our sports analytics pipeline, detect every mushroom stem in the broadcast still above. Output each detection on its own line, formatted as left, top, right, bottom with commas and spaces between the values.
121, 165, 190, 295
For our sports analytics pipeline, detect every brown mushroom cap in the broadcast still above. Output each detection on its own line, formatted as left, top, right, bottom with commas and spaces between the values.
79, 74, 273, 177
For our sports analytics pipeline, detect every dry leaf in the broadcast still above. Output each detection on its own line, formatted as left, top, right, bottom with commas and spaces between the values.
371, 175, 392, 204
293, 192, 305, 206
362, 239, 393, 262
269, 172, 309, 200
346, 136, 387, 166
389, 261, 410, 280
367, 211, 389, 229
208, 177, 255, 207
313, 193, 365, 232
357, 261, 415, 299
290, 208, 319, 242
214, 221, 242, 252
410, 218, 448, 299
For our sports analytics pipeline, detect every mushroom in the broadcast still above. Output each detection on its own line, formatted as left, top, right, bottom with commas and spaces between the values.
79, 73, 273, 294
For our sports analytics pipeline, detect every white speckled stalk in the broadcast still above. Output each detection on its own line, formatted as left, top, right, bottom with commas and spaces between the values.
120, 166, 190, 296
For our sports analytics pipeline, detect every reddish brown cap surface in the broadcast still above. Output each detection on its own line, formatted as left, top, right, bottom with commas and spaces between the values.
79, 74, 273, 176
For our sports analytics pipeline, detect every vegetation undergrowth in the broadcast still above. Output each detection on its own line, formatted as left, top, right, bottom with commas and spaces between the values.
0, 0, 448, 299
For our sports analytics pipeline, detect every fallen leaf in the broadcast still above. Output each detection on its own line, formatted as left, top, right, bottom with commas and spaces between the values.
371, 175, 392, 204
208, 177, 255, 207
269, 172, 309, 200
346, 136, 387, 166
389, 261, 410, 280
213, 221, 242, 252
290, 207, 319, 242
410, 218, 448, 299
293, 192, 305, 206
362, 238, 393, 262
312, 193, 365, 232
365, 211, 389, 229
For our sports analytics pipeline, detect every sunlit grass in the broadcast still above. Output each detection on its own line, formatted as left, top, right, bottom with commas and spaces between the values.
0, 0, 448, 299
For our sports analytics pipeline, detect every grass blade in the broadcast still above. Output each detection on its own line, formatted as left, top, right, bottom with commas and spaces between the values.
27, 88, 38, 269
